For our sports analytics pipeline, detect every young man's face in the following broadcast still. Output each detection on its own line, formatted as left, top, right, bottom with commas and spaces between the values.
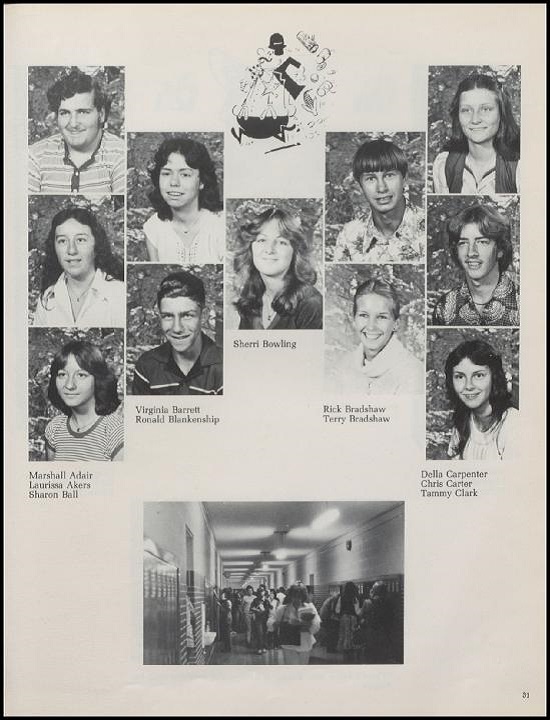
456, 223, 502, 282
359, 169, 405, 214
159, 296, 203, 357
57, 91, 105, 153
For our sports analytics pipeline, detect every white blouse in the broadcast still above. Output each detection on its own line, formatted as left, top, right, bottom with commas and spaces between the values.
143, 209, 224, 263
33, 269, 125, 327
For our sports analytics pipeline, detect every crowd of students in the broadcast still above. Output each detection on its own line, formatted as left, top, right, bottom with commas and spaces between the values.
214, 579, 400, 664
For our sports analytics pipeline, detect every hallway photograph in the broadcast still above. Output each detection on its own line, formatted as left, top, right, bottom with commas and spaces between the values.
144, 501, 404, 665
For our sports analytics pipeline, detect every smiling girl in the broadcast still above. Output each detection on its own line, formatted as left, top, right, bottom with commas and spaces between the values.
143, 137, 224, 263
233, 207, 322, 329
45, 340, 123, 462
333, 278, 423, 394
432, 73, 520, 194
444, 339, 518, 460
34, 207, 124, 327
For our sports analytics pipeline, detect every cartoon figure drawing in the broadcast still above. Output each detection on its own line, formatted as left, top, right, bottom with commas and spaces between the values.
231, 31, 336, 151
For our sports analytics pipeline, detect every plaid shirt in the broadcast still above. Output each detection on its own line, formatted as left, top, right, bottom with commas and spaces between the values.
333, 202, 425, 263
29, 131, 125, 195
432, 272, 519, 326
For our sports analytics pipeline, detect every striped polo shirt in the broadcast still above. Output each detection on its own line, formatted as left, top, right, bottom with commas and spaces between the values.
29, 131, 125, 195
132, 335, 223, 395
45, 412, 124, 461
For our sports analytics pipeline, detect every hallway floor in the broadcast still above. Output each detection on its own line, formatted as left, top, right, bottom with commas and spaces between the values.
211, 631, 349, 665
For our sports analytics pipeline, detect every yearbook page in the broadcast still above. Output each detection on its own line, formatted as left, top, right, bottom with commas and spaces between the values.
5, 4, 546, 716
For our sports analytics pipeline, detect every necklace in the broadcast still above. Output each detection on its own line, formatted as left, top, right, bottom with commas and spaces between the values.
173, 213, 201, 238
263, 293, 276, 325
71, 415, 98, 433
67, 275, 95, 304
473, 414, 496, 433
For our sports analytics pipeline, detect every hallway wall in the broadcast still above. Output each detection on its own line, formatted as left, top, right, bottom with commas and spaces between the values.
283, 504, 404, 587
144, 502, 220, 665
144, 502, 218, 583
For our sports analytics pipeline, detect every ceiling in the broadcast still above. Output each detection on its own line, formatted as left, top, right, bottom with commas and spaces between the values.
203, 501, 401, 581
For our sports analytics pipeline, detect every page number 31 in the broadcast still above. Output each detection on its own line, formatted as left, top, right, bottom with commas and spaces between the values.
522, 692, 530, 700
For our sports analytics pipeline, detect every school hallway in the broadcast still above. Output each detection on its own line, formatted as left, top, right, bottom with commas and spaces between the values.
143, 501, 404, 665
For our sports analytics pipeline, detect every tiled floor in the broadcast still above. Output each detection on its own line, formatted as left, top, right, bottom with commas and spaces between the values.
211, 631, 348, 665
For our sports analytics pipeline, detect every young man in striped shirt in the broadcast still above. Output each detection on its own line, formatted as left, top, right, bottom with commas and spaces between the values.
28, 69, 125, 195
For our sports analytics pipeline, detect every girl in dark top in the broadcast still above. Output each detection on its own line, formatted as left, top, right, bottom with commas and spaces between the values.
233, 206, 323, 329
336, 581, 361, 663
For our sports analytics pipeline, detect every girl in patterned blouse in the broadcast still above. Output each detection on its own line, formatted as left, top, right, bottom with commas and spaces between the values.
143, 137, 224, 264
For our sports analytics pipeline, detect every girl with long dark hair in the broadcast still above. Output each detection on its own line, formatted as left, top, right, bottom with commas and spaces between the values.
143, 136, 224, 263
34, 207, 124, 327
444, 339, 518, 460
432, 73, 520, 194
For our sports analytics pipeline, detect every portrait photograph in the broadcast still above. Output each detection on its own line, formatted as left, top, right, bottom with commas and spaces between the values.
426, 327, 519, 461
428, 65, 521, 195
226, 198, 323, 331
126, 263, 223, 396
427, 195, 519, 327
325, 264, 424, 395
28, 195, 125, 328
28, 65, 125, 195
28, 327, 124, 462
127, 131, 224, 263
325, 131, 426, 264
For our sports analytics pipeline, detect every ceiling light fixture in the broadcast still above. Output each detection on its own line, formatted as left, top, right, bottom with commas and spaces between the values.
311, 507, 340, 530
273, 528, 289, 562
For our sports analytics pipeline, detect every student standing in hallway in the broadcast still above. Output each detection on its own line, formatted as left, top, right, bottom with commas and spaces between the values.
274, 584, 321, 664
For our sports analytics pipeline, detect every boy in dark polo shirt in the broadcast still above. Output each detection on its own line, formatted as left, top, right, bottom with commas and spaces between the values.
132, 271, 223, 395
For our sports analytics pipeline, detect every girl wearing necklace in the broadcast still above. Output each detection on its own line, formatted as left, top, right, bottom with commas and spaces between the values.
432, 72, 520, 195
233, 206, 322, 330
45, 340, 124, 462
34, 207, 124, 327
143, 137, 224, 264
444, 339, 518, 461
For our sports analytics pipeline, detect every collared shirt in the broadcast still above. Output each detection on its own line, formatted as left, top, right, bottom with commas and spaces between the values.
29, 131, 125, 195
132, 334, 223, 395
432, 151, 521, 195
432, 273, 519, 326
333, 202, 425, 263
33, 269, 125, 327
331, 334, 424, 395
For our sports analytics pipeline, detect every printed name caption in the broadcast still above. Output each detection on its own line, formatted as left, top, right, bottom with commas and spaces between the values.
322, 403, 391, 425
28, 470, 94, 500
134, 404, 221, 426
419, 469, 488, 498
